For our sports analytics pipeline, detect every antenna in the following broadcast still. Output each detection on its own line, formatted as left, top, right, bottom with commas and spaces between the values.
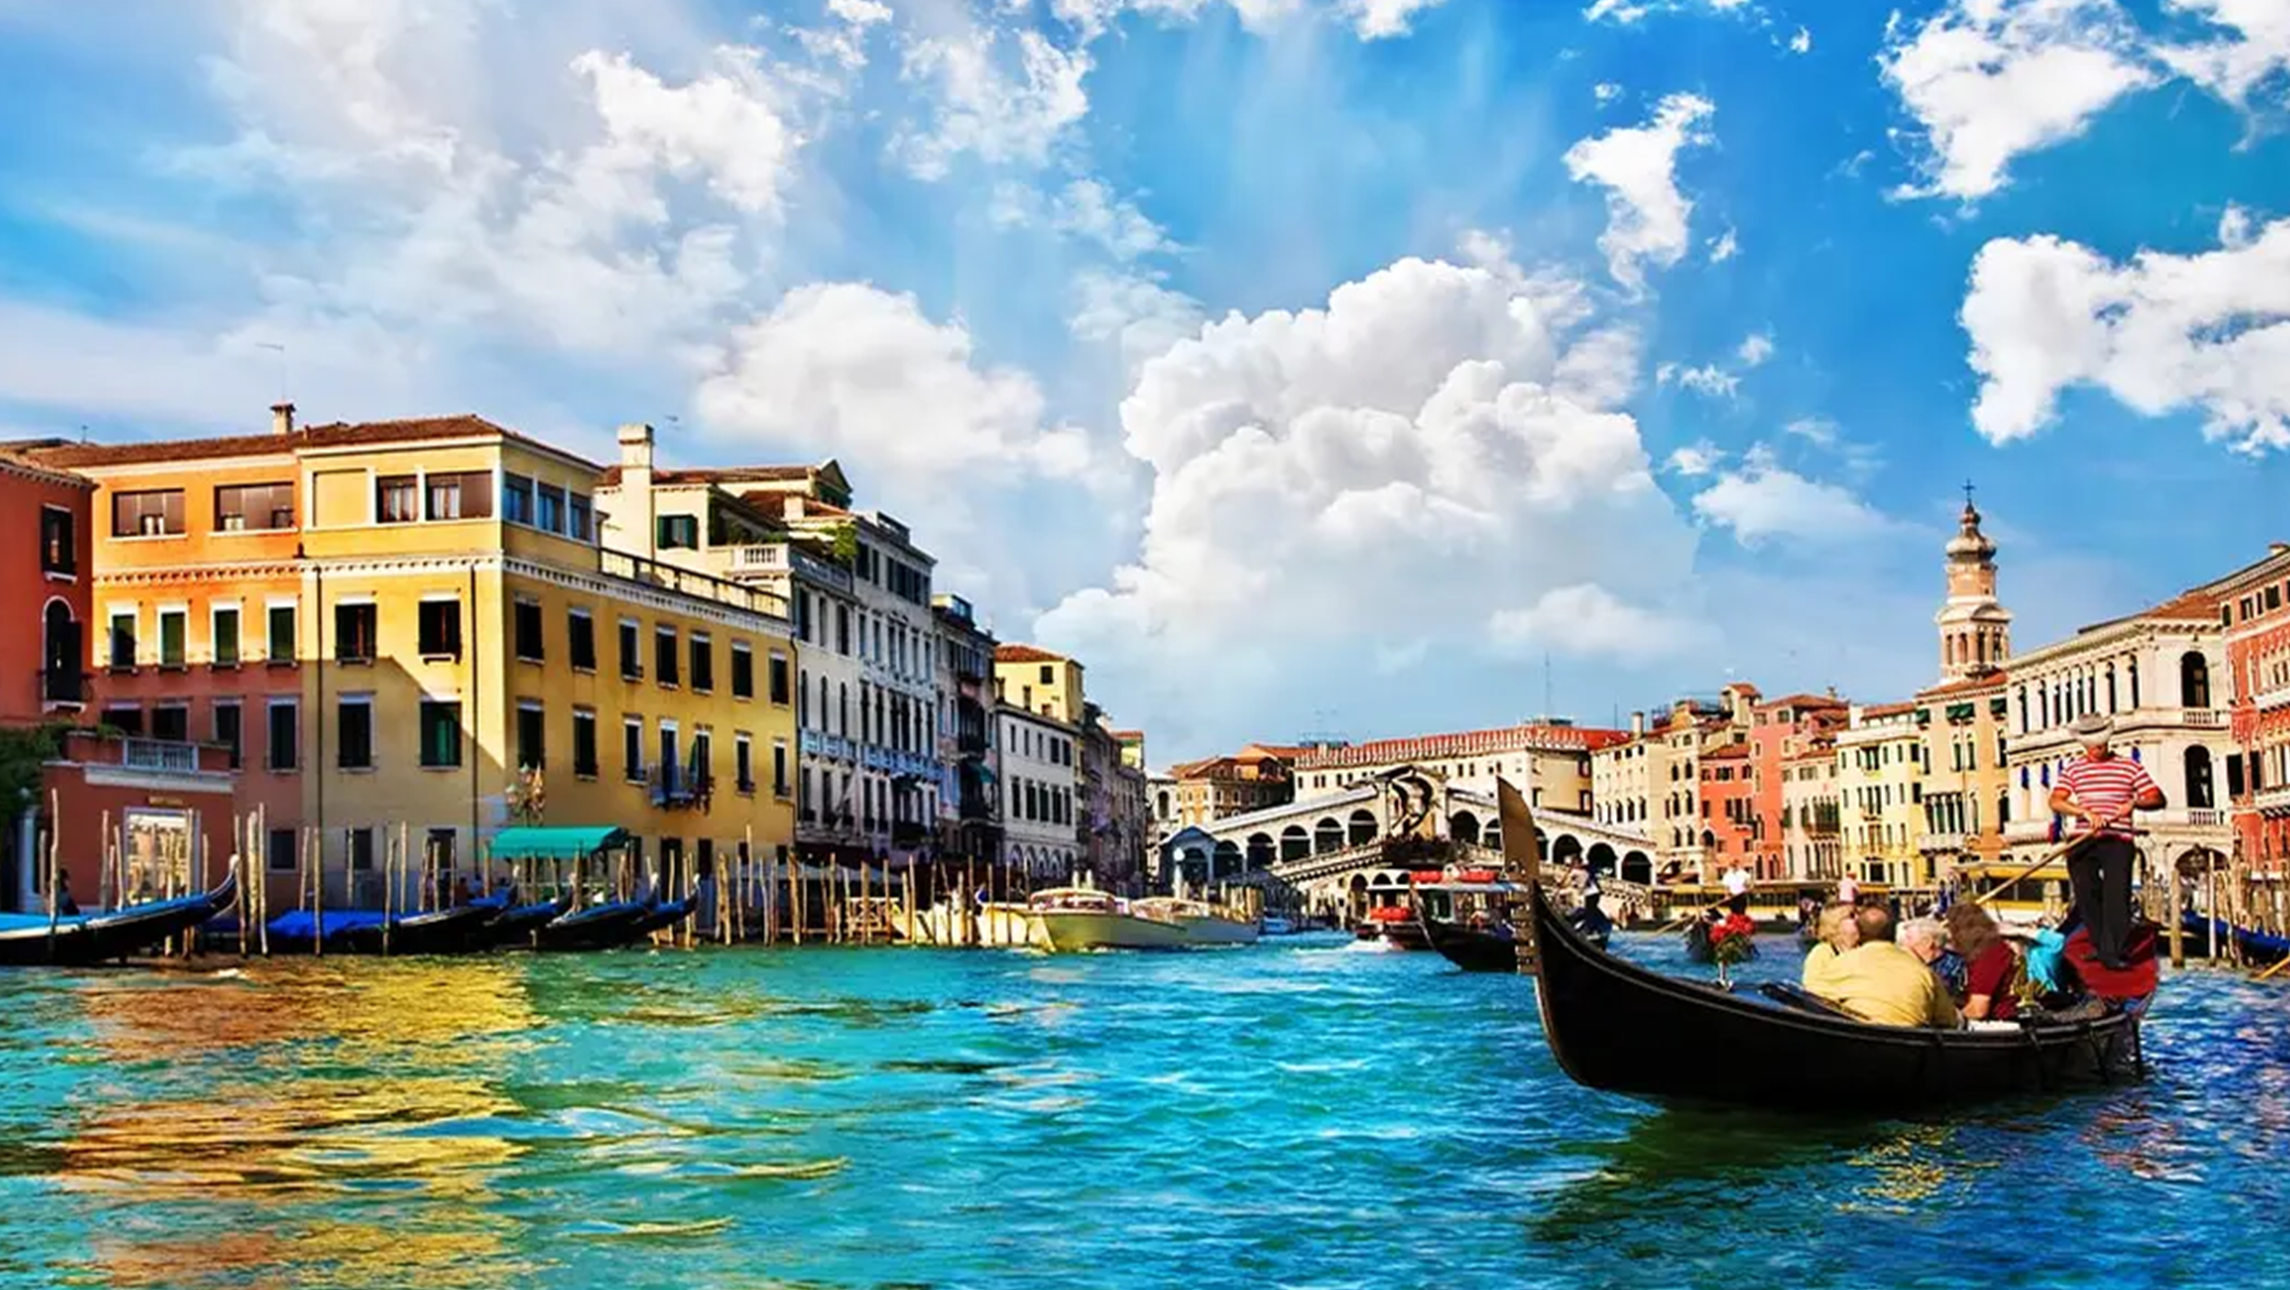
1543, 652, 1554, 721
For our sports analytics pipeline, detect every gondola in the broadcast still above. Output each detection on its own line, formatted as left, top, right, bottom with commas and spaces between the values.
626, 893, 698, 940
338, 893, 509, 956
2177, 912, 2290, 965
472, 891, 576, 950
533, 897, 655, 951
1496, 779, 2147, 1112
0, 870, 237, 967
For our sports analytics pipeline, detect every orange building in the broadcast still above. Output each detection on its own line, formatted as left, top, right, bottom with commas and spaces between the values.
0, 447, 95, 725
2225, 549, 2290, 874
1745, 692, 1849, 879
1698, 742, 1755, 866
39, 730, 238, 909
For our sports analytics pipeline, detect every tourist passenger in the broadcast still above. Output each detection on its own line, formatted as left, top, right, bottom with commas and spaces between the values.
1802, 902, 1861, 996
1722, 864, 1751, 916
1945, 902, 2019, 1021
1823, 906, 1962, 1028
2049, 714, 2164, 970
1837, 873, 1859, 907
55, 873, 79, 917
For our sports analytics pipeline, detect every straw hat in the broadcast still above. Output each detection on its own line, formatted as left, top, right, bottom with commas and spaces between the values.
2071, 712, 2114, 745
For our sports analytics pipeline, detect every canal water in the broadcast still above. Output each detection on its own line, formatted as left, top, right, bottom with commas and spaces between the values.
1, 934, 2285, 1290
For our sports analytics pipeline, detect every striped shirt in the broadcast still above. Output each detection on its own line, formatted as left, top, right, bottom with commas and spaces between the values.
2057, 754, 2159, 838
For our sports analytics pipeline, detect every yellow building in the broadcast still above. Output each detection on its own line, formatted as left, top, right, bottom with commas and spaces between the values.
32, 408, 797, 907
994, 644, 1087, 726
1835, 702, 1927, 888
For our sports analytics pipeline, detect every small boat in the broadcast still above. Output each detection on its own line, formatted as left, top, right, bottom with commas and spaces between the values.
627, 893, 699, 940
1496, 780, 2148, 1112
471, 891, 576, 950
1422, 916, 1522, 972
1130, 897, 1261, 946
533, 898, 655, 951
0, 871, 237, 966
1026, 888, 1192, 951
340, 892, 511, 956
2176, 912, 2290, 965
1259, 915, 1297, 936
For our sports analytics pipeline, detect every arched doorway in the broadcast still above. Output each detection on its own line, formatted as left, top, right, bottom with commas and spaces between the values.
1245, 833, 1275, 869
1347, 873, 1369, 921
1621, 851, 1652, 885
1279, 825, 1309, 862
1347, 809, 1377, 847
1449, 810, 1481, 845
41, 599, 79, 702
1314, 817, 1344, 853
2184, 746, 2215, 810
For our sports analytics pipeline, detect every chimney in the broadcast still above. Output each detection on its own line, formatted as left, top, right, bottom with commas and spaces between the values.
615, 423, 656, 559
270, 402, 296, 436
1630, 710, 1645, 737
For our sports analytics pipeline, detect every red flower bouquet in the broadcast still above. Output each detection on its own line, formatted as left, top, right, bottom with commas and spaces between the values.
1707, 912, 1756, 967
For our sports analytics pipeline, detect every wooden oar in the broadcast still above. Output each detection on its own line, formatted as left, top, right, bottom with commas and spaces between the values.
2256, 953, 2290, 982
1969, 834, 2093, 909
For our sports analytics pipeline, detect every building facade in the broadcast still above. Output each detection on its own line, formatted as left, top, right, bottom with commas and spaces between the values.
30, 409, 799, 911
932, 594, 1001, 863
1698, 741, 1754, 867
1167, 746, 1300, 830
996, 700, 1079, 877
1998, 551, 2290, 876
1291, 722, 1623, 812
1746, 692, 1848, 879
1780, 726, 1844, 881
3, 449, 95, 727
1836, 702, 1926, 888
2226, 547, 2290, 874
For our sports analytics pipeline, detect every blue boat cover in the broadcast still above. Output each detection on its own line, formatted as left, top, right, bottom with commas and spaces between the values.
0, 889, 217, 934
267, 909, 392, 939
488, 826, 630, 860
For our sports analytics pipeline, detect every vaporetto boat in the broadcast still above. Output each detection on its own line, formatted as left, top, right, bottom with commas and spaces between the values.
1025, 889, 1259, 951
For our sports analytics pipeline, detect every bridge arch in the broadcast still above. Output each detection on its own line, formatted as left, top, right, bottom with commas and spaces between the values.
1549, 833, 1584, 868
1214, 840, 1241, 875
1280, 825, 1310, 862
1315, 817, 1345, 853
1348, 809, 1377, 847
1621, 850, 1652, 884
1450, 810, 1481, 845
1246, 833, 1276, 869
1586, 842, 1616, 875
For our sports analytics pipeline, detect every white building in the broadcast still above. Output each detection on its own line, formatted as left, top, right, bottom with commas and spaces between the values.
998, 701, 1079, 878
2000, 550, 2290, 873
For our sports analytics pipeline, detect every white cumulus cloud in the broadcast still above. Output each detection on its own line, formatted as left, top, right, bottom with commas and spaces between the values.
1488, 584, 1707, 663
1880, 0, 2155, 202
898, 28, 1092, 178
1564, 92, 1716, 293
1961, 210, 2290, 454
1691, 447, 1893, 543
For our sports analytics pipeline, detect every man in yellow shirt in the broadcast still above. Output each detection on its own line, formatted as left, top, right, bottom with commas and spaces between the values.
1819, 906, 1962, 1029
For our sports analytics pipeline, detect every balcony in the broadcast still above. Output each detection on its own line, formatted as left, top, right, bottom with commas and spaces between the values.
2179, 708, 2228, 730
727, 542, 856, 595
2253, 685, 2290, 714
1917, 831, 1968, 853
603, 547, 789, 619
121, 739, 200, 774
2255, 784, 2290, 816
649, 764, 713, 812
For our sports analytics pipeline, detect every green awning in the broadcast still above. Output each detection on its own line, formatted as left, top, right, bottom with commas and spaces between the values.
487, 826, 629, 860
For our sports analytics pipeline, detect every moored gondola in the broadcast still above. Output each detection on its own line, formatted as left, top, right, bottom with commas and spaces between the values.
0, 870, 237, 967
473, 891, 576, 950
2177, 912, 2289, 965
1495, 779, 2146, 1112
533, 898, 655, 951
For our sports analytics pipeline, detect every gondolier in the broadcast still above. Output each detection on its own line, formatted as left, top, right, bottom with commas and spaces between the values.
2048, 714, 2163, 971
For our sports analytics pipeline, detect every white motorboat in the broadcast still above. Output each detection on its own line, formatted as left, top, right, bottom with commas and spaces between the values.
1026, 888, 1192, 951
1130, 897, 1262, 946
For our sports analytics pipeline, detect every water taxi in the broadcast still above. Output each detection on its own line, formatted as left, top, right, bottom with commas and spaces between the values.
1129, 897, 1261, 946
1026, 888, 1193, 951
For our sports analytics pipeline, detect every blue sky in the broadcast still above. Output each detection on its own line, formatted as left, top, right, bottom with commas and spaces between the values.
0, 0, 2285, 763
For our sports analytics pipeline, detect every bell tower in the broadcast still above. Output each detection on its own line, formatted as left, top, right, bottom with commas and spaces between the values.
1935, 483, 2010, 681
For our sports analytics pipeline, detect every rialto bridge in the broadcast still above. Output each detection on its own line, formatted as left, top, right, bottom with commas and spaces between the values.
1156, 769, 1656, 910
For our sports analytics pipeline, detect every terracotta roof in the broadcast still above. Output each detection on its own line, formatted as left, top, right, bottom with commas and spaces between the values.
24, 415, 600, 471
1110, 729, 1145, 740
1757, 693, 1849, 710
0, 449, 92, 490
1860, 701, 1917, 718
597, 464, 815, 487
1702, 743, 1750, 761
995, 644, 1067, 664
1916, 672, 2007, 698
1295, 722, 1628, 769
1237, 743, 1309, 760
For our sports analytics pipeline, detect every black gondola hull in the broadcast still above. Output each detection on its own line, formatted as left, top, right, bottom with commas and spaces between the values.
1423, 917, 1520, 972
0, 872, 236, 967
1527, 883, 2143, 1112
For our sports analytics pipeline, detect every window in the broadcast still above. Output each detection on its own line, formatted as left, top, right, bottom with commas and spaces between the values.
335, 603, 376, 664
623, 717, 644, 782
268, 699, 299, 771
152, 704, 188, 743
619, 619, 642, 679
103, 705, 142, 737
731, 643, 755, 699
267, 827, 296, 873
567, 494, 593, 543
426, 472, 493, 520
569, 609, 596, 671
215, 482, 295, 532
773, 740, 790, 798
108, 609, 135, 669
516, 701, 545, 771
690, 634, 713, 692
536, 483, 566, 534
267, 603, 296, 664
377, 475, 419, 523
771, 652, 794, 706
158, 608, 186, 669
214, 701, 242, 769
736, 734, 754, 793
349, 827, 375, 873
112, 489, 184, 537
427, 829, 458, 878
503, 473, 535, 525
656, 626, 680, 687
656, 514, 700, 549
338, 695, 374, 770
40, 506, 75, 575
419, 700, 462, 768
836, 604, 851, 654
514, 598, 544, 662
572, 709, 599, 778
418, 599, 462, 658
694, 729, 713, 788
213, 606, 241, 667
1039, 664, 1054, 685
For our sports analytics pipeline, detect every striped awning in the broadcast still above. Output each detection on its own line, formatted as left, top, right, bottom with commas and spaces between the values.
488, 826, 629, 859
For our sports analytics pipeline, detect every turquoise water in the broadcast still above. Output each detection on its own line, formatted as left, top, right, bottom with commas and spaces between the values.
1, 933, 2286, 1290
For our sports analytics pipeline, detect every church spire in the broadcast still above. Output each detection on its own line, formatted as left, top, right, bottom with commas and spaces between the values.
1936, 484, 2009, 681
